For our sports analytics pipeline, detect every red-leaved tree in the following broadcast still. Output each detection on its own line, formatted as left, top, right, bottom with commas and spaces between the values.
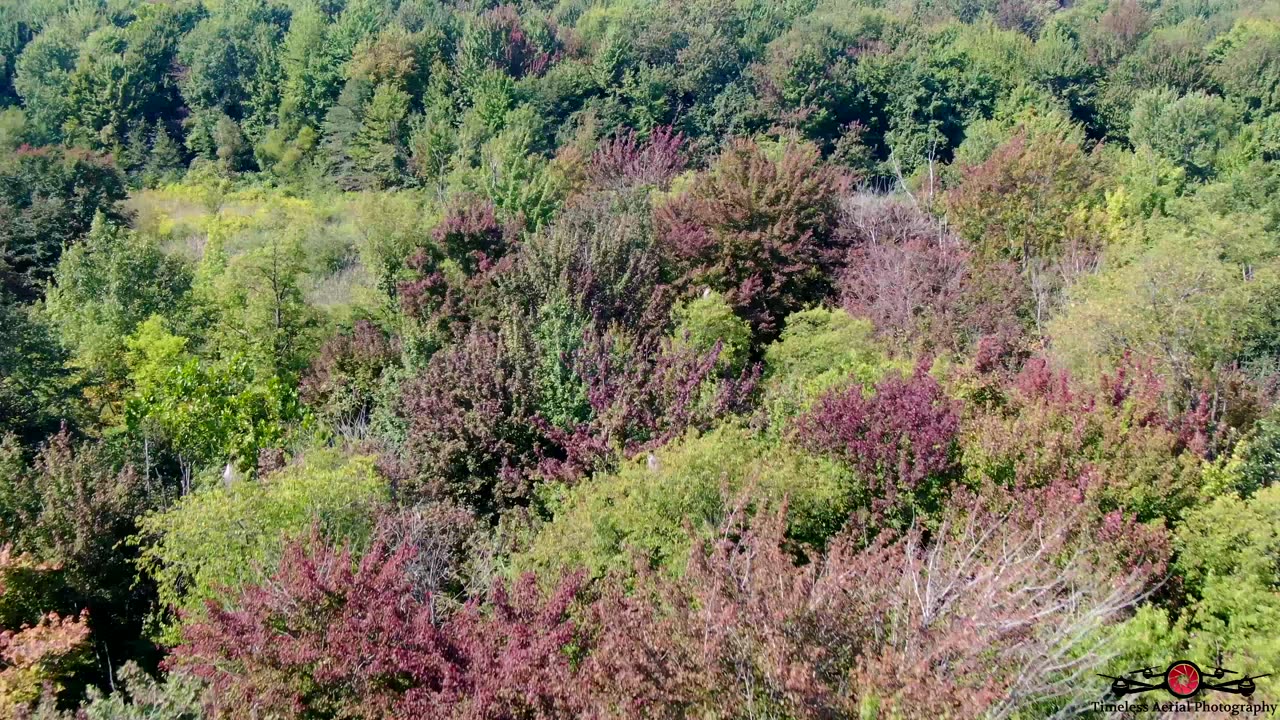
655, 140, 845, 342
536, 328, 759, 481
960, 351, 1216, 523
793, 365, 961, 519
944, 129, 1103, 330
399, 328, 550, 513
174, 530, 590, 720
588, 127, 687, 192
300, 320, 400, 438
172, 489, 1166, 720
0, 546, 91, 714
432, 198, 516, 277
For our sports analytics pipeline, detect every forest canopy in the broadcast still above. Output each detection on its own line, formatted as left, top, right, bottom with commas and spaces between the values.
1, 0, 1280, 717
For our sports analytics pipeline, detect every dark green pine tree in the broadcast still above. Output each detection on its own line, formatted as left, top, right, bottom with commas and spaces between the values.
318, 78, 371, 190
350, 81, 410, 189
121, 120, 152, 184
144, 124, 186, 187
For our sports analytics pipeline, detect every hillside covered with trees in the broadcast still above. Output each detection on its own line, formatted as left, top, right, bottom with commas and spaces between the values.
2, 0, 1280, 716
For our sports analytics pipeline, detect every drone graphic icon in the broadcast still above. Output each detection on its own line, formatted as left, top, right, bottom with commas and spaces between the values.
1100, 656, 1270, 699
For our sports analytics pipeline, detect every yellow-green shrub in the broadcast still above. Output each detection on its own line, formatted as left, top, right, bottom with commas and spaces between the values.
136, 449, 389, 641
514, 424, 855, 579
760, 307, 900, 423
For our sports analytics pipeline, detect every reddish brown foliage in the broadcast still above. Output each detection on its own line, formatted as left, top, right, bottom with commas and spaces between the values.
945, 131, 1101, 265
537, 328, 758, 481
794, 365, 960, 518
300, 320, 400, 435
174, 530, 589, 720
655, 141, 845, 341
837, 194, 1028, 352
0, 546, 91, 715
400, 329, 549, 512
396, 198, 520, 342
588, 127, 687, 191
474, 5, 562, 79
1092, 0, 1151, 63
432, 198, 516, 276
944, 130, 1103, 327
581, 483, 1159, 719
170, 478, 1166, 720
960, 352, 1213, 523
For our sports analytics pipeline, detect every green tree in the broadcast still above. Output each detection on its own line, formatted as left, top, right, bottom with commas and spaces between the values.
0, 108, 30, 151
754, 14, 866, 149
199, 230, 316, 378
1105, 144, 1187, 222
0, 146, 128, 299
44, 216, 193, 384
1098, 24, 1214, 137
12, 8, 101, 144
40, 662, 204, 720
278, 2, 335, 128
407, 94, 457, 183
0, 3, 39, 107
1030, 24, 1104, 136
1127, 485, 1280, 701
123, 317, 302, 484
62, 4, 193, 149
466, 106, 567, 229
119, 121, 151, 181
318, 78, 371, 189
532, 293, 590, 432
213, 113, 252, 172
1210, 18, 1280, 121
671, 290, 752, 377
1048, 221, 1270, 388
177, 0, 286, 145
142, 124, 185, 186
1129, 89, 1241, 180
760, 307, 897, 423
871, 28, 1002, 174
279, 0, 383, 130
0, 295, 71, 445
351, 81, 411, 188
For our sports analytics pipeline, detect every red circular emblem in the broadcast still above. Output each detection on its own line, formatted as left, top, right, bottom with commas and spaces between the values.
1166, 661, 1201, 698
